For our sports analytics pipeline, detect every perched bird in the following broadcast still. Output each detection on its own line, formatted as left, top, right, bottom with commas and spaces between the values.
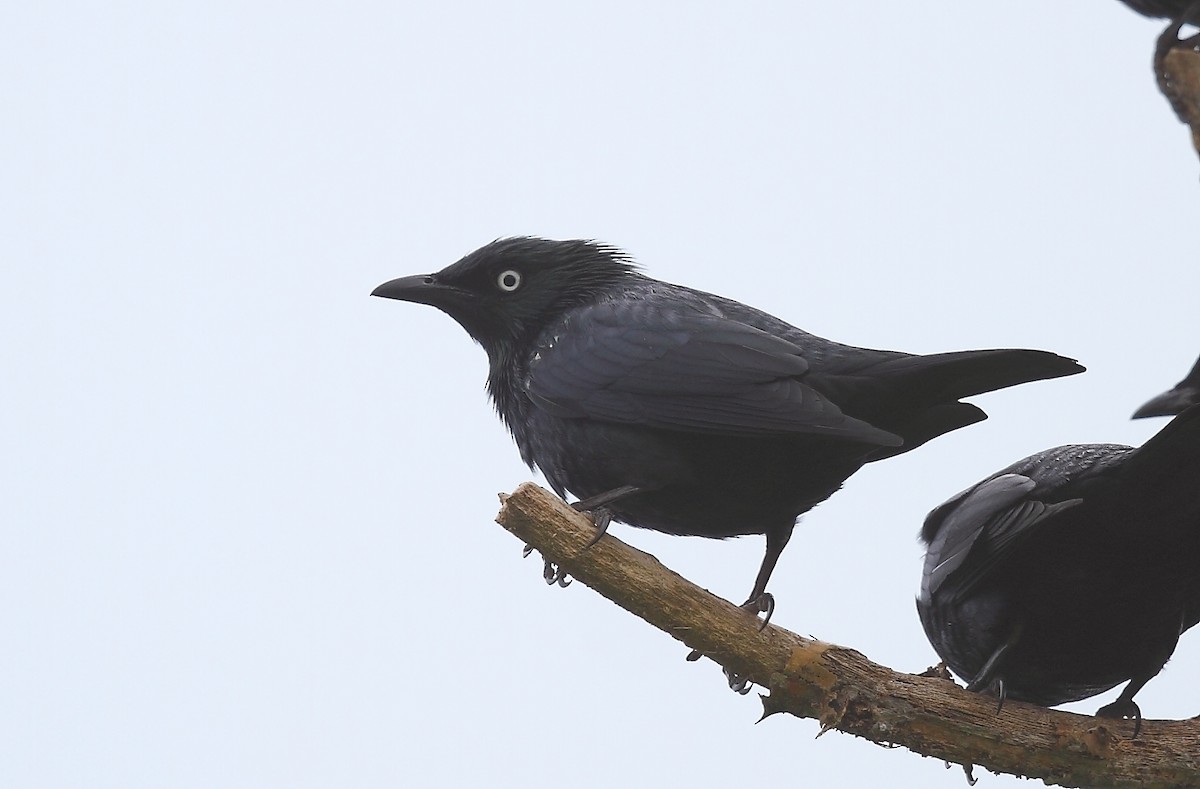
373, 237, 1083, 622
1133, 353, 1200, 418
917, 404, 1200, 734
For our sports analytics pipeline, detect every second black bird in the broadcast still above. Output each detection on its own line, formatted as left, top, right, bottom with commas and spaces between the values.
373, 237, 1083, 620
918, 403, 1200, 732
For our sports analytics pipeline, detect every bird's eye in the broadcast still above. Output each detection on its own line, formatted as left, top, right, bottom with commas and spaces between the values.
497, 269, 522, 292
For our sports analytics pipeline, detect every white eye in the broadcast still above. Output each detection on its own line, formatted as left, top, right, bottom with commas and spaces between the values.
497, 269, 522, 292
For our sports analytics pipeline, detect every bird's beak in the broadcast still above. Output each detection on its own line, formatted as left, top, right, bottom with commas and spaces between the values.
371, 274, 458, 307
1132, 389, 1190, 419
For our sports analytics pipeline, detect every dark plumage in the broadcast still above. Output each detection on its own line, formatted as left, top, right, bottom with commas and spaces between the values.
374, 237, 1083, 617
1118, 0, 1200, 21
918, 404, 1200, 732
1133, 353, 1200, 418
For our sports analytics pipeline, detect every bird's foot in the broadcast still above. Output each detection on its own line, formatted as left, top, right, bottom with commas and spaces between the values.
1096, 698, 1143, 738
683, 650, 754, 694
740, 591, 775, 631
521, 544, 572, 588
570, 502, 613, 549
725, 667, 753, 695
570, 485, 642, 549
542, 558, 571, 587
966, 676, 1007, 714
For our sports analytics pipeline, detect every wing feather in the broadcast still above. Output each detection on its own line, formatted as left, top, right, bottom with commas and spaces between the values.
525, 300, 901, 445
921, 473, 1082, 602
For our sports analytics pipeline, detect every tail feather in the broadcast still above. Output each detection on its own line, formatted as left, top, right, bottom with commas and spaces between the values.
809, 349, 1084, 456
863, 349, 1085, 403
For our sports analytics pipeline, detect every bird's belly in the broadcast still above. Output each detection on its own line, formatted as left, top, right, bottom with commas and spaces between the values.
519, 416, 868, 539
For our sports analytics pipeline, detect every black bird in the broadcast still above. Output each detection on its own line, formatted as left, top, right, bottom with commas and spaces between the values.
1133, 353, 1200, 418
917, 404, 1200, 734
373, 237, 1083, 622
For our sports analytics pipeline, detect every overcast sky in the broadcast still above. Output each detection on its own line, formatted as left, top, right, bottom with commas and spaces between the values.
4, 2, 1199, 787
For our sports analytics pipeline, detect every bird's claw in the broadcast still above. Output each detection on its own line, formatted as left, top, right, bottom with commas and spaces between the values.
573, 504, 613, 549
966, 676, 1007, 714
726, 667, 753, 695
1096, 698, 1143, 738
542, 558, 572, 587
684, 650, 755, 693
524, 544, 571, 587
570, 485, 639, 549
740, 592, 775, 631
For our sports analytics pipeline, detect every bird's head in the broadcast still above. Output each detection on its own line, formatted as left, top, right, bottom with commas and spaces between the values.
372, 237, 639, 358
1132, 355, 1200, 419
1132, 384, 1200, 419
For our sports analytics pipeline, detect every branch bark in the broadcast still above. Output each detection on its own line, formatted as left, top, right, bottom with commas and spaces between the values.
1162, 45, 1200, 160
497, 482, 1200, 789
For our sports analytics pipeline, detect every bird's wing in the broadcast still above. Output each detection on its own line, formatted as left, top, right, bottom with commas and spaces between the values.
523, 300, 902, 444
920, 473, 1082, 602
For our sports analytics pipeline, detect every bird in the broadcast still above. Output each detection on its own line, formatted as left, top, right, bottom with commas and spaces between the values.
373, 237, 1084, 625
917, 403, 1200, 734
1133, 353, 1200, 418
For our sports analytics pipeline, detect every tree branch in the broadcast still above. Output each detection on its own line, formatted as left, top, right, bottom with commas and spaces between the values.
1162, 45, 1200, 160
497, 482, 1200, 789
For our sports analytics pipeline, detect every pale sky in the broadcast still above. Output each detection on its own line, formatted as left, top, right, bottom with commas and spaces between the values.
4, 2, 1198, 787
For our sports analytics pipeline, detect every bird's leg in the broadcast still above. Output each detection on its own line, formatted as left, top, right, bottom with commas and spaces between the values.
683, 528, 794, 683
739, 527, 792, 630
966, 623, 1022, 713
1154, 3, 1200, 123
1096, 675, 1152, 738
572, 484, 643, 549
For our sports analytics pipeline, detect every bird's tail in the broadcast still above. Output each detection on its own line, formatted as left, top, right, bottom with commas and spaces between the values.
864, 348, 1085, 403
816, 349, 1084, 460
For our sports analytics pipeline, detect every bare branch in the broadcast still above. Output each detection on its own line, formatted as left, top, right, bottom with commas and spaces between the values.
497, 482, 1200, 789
1162, 46, 1200, 160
